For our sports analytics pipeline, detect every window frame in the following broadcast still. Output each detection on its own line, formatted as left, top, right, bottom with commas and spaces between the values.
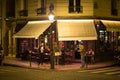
68, 0, 82, 13
111, 0, 118, 16
36, 0, 46, 15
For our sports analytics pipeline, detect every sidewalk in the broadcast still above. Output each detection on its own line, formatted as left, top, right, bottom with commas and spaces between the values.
2, 56, 114, 70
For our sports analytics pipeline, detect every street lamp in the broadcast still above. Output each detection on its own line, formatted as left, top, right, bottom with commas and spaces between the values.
48, 3, 55, 69
48, 3, 54, 21
48, 11, 54, 22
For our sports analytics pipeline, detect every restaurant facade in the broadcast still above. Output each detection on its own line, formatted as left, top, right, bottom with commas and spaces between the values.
1, 0, 120, 64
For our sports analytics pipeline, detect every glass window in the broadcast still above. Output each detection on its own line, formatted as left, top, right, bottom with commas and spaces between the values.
69, 0, 74, 13
24, 0, 28, 10
6, 0, 15, 17
0, 0, 1, 44
41, 0, 45, 8
41, 0, 46, 14
0, 0, 1, 17
37, 0, 46, 14
69, 0, 81, 13
111, 0, 118, 16
19, 0, 28, 16
76, 0, 81, 13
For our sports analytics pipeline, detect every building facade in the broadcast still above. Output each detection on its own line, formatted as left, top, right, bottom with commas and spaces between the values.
1, 0, 120, 62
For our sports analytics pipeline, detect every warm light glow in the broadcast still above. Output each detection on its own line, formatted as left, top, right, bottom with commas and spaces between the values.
57, 19, 93, 22
48, 14, 54, 22
118, 36, 120, 39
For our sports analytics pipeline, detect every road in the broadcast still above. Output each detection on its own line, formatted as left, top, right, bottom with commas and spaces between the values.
77, 66, 120, 76
0, 65, 120, 80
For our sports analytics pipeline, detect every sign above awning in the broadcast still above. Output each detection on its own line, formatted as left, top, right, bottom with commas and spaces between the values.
13, 20, 51, 39
101, 20, 120, 32
57, 19, 97, 41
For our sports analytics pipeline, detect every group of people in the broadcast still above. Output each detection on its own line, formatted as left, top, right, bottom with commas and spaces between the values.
36, 43, 50, 66
36, 42, 95, 68
36, 42, 66, 66
79, 43, 95, 68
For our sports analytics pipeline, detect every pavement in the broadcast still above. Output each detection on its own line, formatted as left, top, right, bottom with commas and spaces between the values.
1, 56, 114, 70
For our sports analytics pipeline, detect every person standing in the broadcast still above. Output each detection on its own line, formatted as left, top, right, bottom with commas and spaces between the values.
87, 48, 95, 64
61, 45, 65, 65
79, 43, 86, 68
70, 44, 75, 60
0, 44, 3, 65
53, 42, 59, 65
38, 43, 45, 65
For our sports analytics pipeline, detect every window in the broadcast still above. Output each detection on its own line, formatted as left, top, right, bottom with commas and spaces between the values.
0, 0, 1, 44
69, 0, 74, 13
36, 0, 46, 15
76, 0, 81, 13
69, 0, 82, 13
19, 0, 28, 16
94, 2, 98, 9
23, 0, 28, 10
0, 0, 1, 17
111, 0, 118, 16
6, 0, 15, 17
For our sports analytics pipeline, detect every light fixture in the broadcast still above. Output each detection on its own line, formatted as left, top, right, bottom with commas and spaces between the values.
48, 3, 55, 22
48, 11, 54, 22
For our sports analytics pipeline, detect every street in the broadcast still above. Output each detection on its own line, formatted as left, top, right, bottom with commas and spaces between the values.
0, 65, 120, 80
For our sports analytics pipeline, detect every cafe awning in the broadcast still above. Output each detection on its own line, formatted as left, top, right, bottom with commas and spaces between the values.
13, 20, 51, 39
57, 19, 97, 41
101, 20, 120, 32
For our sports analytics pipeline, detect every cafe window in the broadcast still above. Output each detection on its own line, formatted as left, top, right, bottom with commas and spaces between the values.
99, 30, 107, 43
118, 32, 120, 45
69, 0, 82, 13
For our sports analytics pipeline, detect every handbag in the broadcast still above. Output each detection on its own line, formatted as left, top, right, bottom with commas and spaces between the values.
55, 52, 60, 56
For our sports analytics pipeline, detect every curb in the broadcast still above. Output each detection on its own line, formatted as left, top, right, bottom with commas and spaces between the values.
2, 62, 114, 70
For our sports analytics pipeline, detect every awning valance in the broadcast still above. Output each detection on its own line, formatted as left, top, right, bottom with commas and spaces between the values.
13, 20, 51, 39
101, 20, 120, 32
57, 19, 97, 41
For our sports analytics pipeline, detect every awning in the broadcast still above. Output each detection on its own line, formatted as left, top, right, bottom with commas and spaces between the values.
13, 20, 51, 39
101, 20, 120, 32
57, 19, 97, 41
